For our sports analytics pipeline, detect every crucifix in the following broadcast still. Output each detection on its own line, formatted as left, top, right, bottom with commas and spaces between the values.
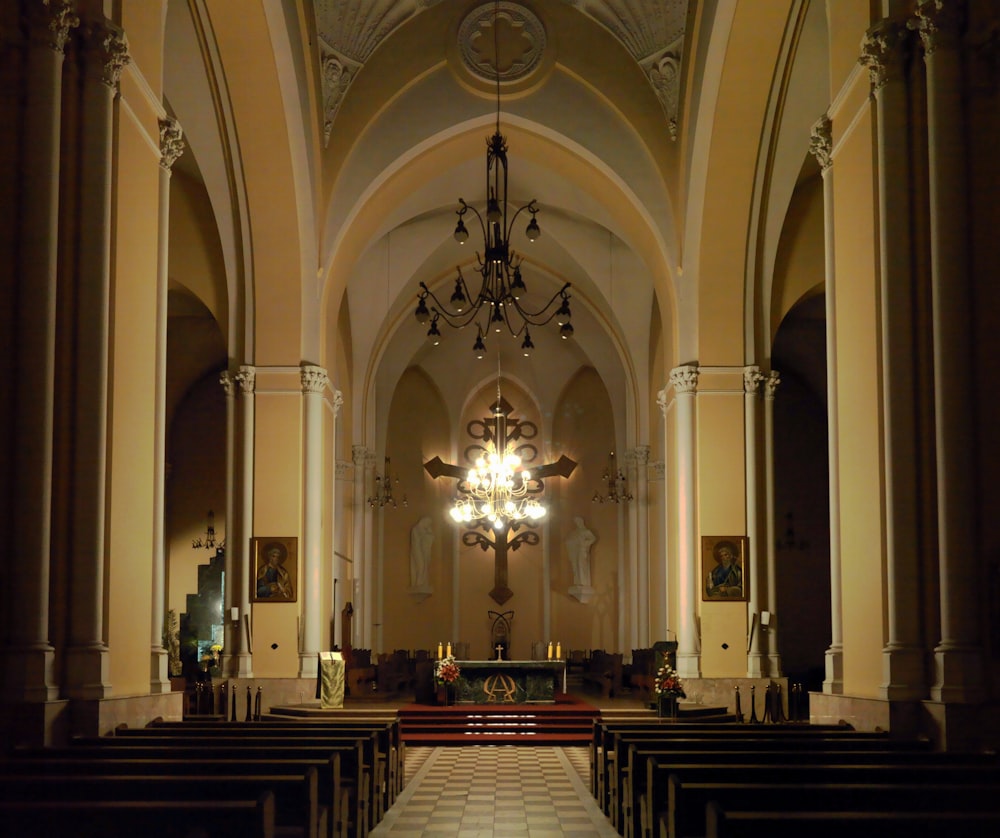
424, 394, 576, 605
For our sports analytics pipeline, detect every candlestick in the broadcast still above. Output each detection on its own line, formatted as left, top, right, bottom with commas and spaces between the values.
437, 642, 443, 659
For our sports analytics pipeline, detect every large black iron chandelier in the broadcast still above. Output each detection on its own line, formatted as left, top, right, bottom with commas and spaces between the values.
414, 1, 573, 357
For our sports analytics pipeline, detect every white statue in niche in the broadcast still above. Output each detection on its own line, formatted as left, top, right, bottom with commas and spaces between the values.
566, 515, 596, 602
408, 515, 434, 602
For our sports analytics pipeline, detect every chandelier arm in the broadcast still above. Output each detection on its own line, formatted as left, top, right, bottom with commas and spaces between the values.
460, 200, 489, 245
503, 199, 538, 239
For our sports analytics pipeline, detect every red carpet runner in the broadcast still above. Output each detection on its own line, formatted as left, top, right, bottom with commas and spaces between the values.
398, 692, 599, 745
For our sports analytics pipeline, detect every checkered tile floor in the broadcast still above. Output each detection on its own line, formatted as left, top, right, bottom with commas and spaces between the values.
373, 745, 618, 836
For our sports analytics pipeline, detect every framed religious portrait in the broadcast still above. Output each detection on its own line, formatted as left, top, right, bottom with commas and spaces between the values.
702, 535, 748, 601
251, 536, 298, 602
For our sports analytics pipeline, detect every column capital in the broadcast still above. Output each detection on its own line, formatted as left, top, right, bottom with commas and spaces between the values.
352, 444, 370, 465
743, 365, 765, 395
219, 370, 236, 398
669, 364, 699, 394
235, 364, 256, 395
912, 0, 965, 57
300, 364, 328, 394
764, 370, 781, 400
336, 459, 351, 480
332, 389, 344, 416
809, 113, 833, 170
83, 20, 130, 88
860, 19, 911, 90
629, 445, 650, 466
24, 0, 79, 53
158, 117, 184, 171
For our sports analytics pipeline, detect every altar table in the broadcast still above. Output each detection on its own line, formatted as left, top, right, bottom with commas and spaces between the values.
452, 660, 567, 704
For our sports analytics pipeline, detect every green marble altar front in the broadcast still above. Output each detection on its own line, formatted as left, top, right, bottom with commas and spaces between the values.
453, 660, 567, 704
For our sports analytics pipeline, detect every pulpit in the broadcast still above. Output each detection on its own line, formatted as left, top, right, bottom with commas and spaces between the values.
317, 651, 345, 708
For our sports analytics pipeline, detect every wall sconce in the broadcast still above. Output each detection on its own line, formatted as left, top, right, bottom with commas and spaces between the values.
192, 509, 224, 550
592, 451, 632, 504
368, 456, 407, 509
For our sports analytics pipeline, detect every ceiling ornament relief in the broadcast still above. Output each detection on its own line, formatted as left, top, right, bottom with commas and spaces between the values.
312, 0, 444, 146
458, 2, 547, 83
567, 0, 688, 140
313, 1, 686, 144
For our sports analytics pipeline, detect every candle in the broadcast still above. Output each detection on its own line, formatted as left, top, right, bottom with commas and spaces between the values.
437, 642, 443, 659
547, 641, 553, 660
556, 642, 562, 660
446, 642, 452, 657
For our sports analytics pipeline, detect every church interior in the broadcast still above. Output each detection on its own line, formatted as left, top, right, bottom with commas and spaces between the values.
2, 0, 999, 761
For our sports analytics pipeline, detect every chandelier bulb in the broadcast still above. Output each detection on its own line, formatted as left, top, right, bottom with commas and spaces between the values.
415, 296, 430, 324
525, 213, 540, 242
560, 321, 574, 340
486, 194, 501, 224
450, 278, 467, 312
427, 318, 442, 345
521, 331, 534, 357
454, 217, 469, 244
473, 332, 487, 359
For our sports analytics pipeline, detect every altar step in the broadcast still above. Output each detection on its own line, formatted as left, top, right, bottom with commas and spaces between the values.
398, 702, 599, 746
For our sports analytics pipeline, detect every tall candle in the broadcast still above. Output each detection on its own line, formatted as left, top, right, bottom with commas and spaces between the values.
556, 642, 562, 660
437, 642, 443, 659
547, 641, 553, 660
446, 642, 452, 657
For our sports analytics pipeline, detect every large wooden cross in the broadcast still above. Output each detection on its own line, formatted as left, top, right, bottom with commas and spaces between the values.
424, 395, 576, 604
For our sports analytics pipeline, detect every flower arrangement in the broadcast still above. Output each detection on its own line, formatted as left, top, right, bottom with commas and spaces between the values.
654, 663, 685, 698
434, 654, 461, 685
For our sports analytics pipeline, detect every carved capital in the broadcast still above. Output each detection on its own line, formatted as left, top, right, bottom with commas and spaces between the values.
219, 370, 236, 398
631, 445, 650, 466
860, 19, 910, 91
669, 364, 699, 394
743, 365, 765, 395
352, 445, 370, 466
336, 459, 351, 480
235, 364, 256, 396
24, 0, 79, 53
83, 21, 130, 88
300, 364, 328, 395
764, 370, 781, 400
158, 117, 184, 171
809, 113, 833, 170
913, 0, 965, 57
332, 390, 344, 417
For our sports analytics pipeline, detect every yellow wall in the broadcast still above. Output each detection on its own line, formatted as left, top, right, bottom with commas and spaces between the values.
832, 103, 886, 697
251, 370, 303, 676
107, 91, 161, 695
696, 369, 748, 676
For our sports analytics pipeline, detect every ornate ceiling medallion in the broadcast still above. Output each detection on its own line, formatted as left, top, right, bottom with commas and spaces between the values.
458, 2, 546, 84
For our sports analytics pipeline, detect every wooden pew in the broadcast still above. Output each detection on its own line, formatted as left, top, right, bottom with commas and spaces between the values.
0, 793, 275, 838
591, 718, 871, 811
639, 758, 1000, 838
134, 718, 404, 811
83, 730, 380, 831
144, 715, 403, 800
615, 735, 934, 834
704, 800, 1000, 837
667, 778, 1000, 838
0, 771, 318, 838
597, 724, 903, 825
9, 743, 365, 838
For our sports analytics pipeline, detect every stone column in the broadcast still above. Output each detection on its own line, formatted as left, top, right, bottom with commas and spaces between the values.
763, 371, 782, 676
351, 445, 371, 650
299, 365, 328, 677
861, 19, 928, 701
632, 445, 651, 646
744, 366, 766, 677
4, 0, 78, 703
66, 20, 129, 700
220, 371, 237, 674
150, 117, 184, 693
234, 365, 256, 677
810, 113, 843, 695
668, 365, 700, 677
332, 459, 350, 648
914, 0, 984, 703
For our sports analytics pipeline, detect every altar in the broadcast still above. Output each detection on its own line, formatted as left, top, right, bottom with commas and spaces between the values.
453, 660, 567, 704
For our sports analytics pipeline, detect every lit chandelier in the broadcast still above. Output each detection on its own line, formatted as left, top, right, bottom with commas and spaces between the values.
414, 0, 573, 357
450, 369, 546, 529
